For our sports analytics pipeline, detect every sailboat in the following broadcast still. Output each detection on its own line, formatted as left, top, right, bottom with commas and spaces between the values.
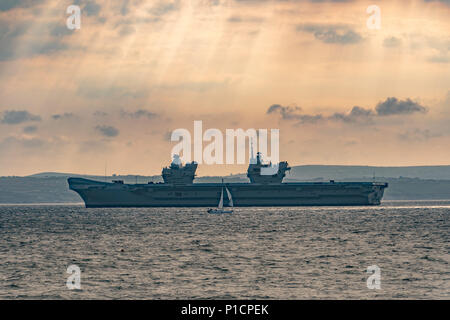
207, 182, 233, 214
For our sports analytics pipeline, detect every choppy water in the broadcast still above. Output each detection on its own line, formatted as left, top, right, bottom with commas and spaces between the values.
0, 201, 449, 299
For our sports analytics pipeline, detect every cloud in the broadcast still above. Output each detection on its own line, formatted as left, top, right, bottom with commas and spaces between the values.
52, 113, 75, 120
149, 0, 180, 16
74, 0, 102, 16
234, 0, 353, 3
93, 110, 108, 117
268, 97, 428, 125
444, 91, 450, 107
227, 15, 264, 23
428, 54, 450, 63
0, 18, 74, 61
267, 104, 302, 119
30, 41, 69, 56
120, 0, 131, 16
423, 0, 450, 6
297, 24, 363, 45
0, 0, 43, 12
78, 139, 112, 153
330, 106, 374, 123
163, 131, 177, 141
1, 110, 41, 125
0, 19, 30, 60
23, 125, 38, 133
96, 125, 119, 137
407, 33, 450, 64
120, 109, 158, 119
118, 25, 136, 37
49, 23, 73, 38
375, 97, 427, 116
85, 1, 101, 16
267, 104, 323, 124
159, 79, 231, 92
398, 128, 443, 141
383, 36, 402, 48
295, 114, 324, 124
0, 136, 45, 149
77, 82, 147, 99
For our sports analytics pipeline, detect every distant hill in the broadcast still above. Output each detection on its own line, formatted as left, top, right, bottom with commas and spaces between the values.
26, 165, 450, 181
27, 172, 163, 181
0, 165, 449, 203
288, 165, 450, 180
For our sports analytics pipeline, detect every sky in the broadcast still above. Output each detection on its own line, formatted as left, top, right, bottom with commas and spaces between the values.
0, 0, 449, 177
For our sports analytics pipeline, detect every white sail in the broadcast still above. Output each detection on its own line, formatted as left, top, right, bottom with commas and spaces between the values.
225, 187, 233, 207
218, 188, 224, 208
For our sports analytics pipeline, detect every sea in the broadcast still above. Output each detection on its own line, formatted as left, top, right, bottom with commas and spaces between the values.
0, 200, 448, 299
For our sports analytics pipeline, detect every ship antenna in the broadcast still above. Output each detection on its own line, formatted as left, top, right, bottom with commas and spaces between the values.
104, 160, 107, 182
250, 140, 256, 164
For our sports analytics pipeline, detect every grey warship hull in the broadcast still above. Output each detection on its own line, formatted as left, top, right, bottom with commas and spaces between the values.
68, 178, 388, 208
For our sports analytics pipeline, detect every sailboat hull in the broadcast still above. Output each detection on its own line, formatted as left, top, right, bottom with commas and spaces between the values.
207, 208, 233, 214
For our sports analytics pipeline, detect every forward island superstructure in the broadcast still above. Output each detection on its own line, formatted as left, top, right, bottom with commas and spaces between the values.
68, 153, 388, 208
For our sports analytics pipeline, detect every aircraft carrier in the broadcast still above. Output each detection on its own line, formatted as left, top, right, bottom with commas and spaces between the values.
68, 153, 388, 208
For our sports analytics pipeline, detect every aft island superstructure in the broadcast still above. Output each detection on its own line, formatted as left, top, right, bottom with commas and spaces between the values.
68, 153, 388, 208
